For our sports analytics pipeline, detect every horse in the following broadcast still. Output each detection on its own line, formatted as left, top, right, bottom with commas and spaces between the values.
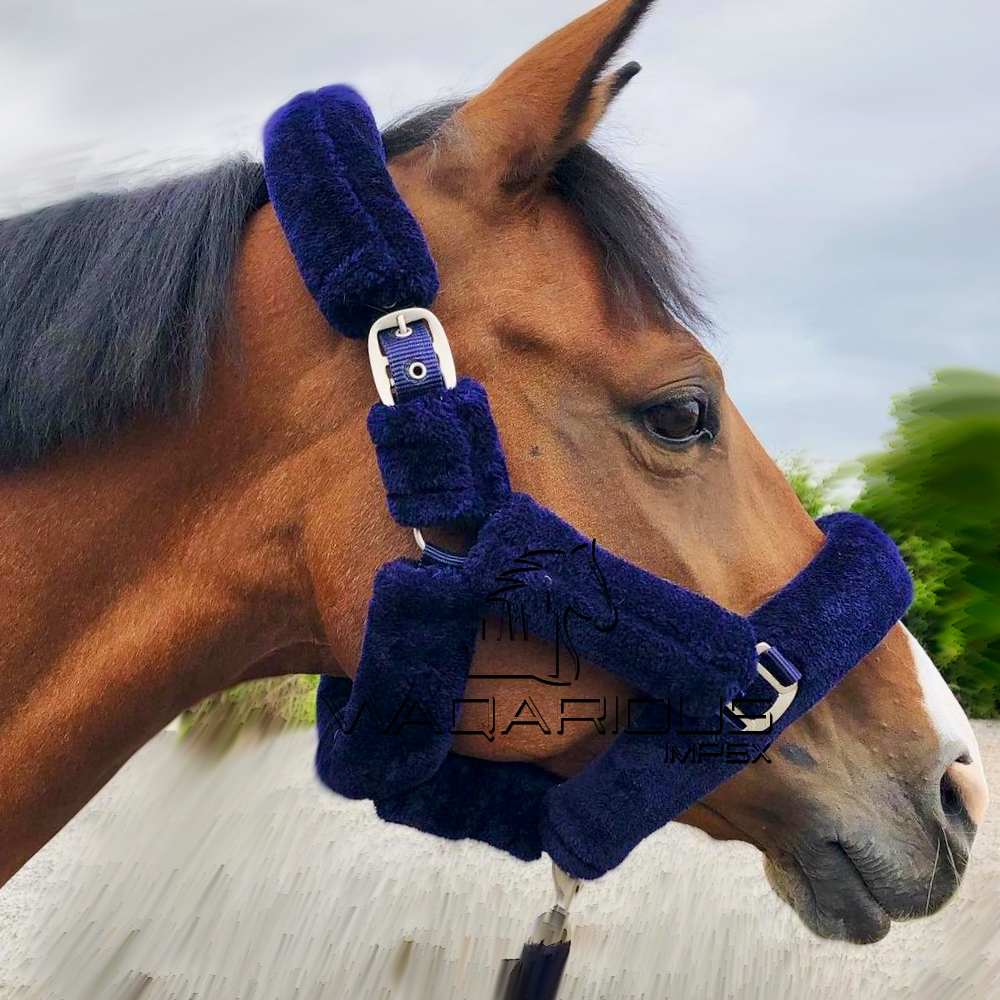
0, 0, 988, 946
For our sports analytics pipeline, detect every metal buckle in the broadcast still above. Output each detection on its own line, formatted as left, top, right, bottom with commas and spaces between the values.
367, 307, 457, 407
724, 642, 800, 733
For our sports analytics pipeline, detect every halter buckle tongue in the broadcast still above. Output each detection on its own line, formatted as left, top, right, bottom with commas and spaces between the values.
367, 307, 457, 406
724, 642, 801, 733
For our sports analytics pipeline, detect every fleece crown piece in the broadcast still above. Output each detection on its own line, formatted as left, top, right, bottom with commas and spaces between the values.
262, 85, 915, 880
264, 86, 439, 339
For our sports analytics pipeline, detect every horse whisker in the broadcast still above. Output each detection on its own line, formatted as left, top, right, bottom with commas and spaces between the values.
924, 836, 942, 916
941, 832, 960, 880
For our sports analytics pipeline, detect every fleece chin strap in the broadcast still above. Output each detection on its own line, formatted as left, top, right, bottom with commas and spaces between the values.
264, 85, 915, 881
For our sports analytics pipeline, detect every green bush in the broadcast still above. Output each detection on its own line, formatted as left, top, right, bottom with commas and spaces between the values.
179, 674, 320, 754
781, 373, 1000, 720
852, 369, 1000, 718
779, 454, 844, 519
781, 369, 1000, 717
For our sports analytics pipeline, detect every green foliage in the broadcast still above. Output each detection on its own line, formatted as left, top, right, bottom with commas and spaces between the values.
780, 455, 843, 519
852, 369, 1000, 718
179, 674, 319, 755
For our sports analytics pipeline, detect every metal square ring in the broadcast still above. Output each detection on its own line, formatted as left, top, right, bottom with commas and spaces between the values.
724, 641, 800, 734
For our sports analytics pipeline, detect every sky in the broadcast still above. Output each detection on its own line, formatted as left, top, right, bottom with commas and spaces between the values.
1, 0, 997, 471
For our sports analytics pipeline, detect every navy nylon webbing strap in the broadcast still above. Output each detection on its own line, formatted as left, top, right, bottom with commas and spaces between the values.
378, 319, 445, 402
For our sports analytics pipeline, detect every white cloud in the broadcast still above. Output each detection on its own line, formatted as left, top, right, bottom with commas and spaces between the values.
1, 0, 997, 465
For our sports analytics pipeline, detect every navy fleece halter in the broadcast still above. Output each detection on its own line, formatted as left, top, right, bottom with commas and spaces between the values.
263, 85, 915, 881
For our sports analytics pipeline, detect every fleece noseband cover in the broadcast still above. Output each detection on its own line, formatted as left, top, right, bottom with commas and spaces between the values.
263, 85, 915, 881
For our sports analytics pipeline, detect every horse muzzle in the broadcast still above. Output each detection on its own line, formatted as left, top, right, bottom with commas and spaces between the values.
763, 742, 980, 944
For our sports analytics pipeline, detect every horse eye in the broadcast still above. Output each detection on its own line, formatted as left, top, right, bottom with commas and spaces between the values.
641, 396, 711, 445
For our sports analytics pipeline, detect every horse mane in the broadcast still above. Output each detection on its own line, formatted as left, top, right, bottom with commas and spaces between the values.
0, 103, 706, 472
0, 159, 268, 471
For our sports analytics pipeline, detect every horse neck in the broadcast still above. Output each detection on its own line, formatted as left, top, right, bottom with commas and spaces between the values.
0, 203, 373, 885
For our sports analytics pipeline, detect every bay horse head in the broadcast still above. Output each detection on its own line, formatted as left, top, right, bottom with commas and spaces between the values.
0, 0, 987, 947
363, 0, 989, 941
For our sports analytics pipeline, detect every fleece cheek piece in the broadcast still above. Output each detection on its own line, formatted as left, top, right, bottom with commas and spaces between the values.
315, 559, 475, 800
264, 84, 916, 880
367, 377, 512, 528
319, 672, 561, 864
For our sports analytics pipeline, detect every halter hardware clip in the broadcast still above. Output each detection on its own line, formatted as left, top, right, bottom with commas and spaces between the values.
724, 642, 801, 733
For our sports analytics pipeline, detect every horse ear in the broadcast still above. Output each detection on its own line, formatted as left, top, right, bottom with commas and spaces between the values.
443, 0, 654, 195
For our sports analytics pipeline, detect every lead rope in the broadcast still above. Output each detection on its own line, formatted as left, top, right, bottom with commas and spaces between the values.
497, 863, 582, 1000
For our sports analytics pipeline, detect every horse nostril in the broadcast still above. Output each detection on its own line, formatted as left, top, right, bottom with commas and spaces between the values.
940, 770, 965, 819
940, 751, 989, 829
